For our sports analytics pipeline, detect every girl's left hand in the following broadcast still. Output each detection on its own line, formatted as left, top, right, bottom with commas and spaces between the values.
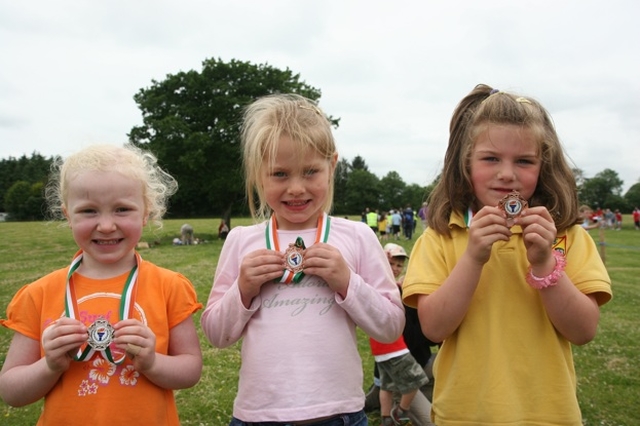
113, 319, 156, 371
516, 206, 558, 268
302, 242, 350, 297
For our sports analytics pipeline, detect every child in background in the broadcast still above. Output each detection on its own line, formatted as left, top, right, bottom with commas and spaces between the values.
368, 243, 432, 426
614, 209, 622, 230
200, 94, 405, 425
403, 85, 612, 425
579, 205, 599, 230
378, 211, 389, 241
0, 144, 202, 425
180, 223, 195, 245
218, 219, 230, 239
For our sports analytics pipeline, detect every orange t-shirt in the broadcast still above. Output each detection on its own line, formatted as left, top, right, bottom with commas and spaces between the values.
2, 258, 202, 426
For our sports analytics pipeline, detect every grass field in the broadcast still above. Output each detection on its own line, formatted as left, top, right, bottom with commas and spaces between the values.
1, 216, 639, 425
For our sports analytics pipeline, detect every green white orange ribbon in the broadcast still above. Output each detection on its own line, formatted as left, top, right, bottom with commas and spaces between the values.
64, 250, 140, 364
265, 213, 331, 284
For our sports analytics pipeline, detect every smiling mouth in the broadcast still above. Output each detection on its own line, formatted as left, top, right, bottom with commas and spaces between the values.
285, 200, 310, 206
94, 239, 121, 245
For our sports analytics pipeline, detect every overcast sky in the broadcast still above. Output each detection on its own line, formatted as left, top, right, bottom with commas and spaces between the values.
1, 1, 638, 194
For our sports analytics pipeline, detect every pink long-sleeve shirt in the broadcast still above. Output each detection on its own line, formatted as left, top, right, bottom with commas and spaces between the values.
201, 216, 405, 422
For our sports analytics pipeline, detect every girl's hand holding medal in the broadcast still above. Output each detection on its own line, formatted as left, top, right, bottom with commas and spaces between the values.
300, 243, 350, 298
238, 249, 286, 308
516, 206, 558, 273
467, 206, 513, 265
41, 317, 88, 373
113, 319, 156, 371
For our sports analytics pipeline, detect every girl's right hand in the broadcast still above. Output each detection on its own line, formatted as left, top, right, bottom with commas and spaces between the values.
238, 249, 285, 308
467, 206, 512, 264
41, 317, 88, 373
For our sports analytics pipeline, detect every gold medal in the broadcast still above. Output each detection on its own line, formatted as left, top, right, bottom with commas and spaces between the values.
87, 318, 114, 351
498, 190, 528, 218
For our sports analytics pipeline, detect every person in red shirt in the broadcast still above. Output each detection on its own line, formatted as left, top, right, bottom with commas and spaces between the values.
369, 244, 431, 425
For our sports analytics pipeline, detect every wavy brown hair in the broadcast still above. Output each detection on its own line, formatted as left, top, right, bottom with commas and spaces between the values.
427, 84, 579, 236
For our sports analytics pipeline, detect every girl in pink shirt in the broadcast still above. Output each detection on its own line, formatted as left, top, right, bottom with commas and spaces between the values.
201, 94, 405, 425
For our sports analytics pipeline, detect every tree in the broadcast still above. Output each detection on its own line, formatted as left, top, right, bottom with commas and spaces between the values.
0, 153, 53, 212
129, 58, 339, 221
624, 182, 640, 210
379, 171, 406, 209
578, 169, 624, 209
344, 169, 380, 214
4, 181, 45, 221
404, 183, 430, 213
351, 155, 369, 172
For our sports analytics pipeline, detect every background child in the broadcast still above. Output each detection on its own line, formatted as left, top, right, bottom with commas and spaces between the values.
579, 205, 599, 230
180, 223, 195, 244
614, 209, 622, 230
0, 144, 202, 425
403, 85, 612, 425
367, 243, 433, 426
200, 94, 405, 425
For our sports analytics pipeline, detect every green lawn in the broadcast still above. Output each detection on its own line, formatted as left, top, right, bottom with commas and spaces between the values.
0, 217, 638, 425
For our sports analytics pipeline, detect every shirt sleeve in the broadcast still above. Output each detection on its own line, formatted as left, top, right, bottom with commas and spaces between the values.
200, 226, 259, 348
1, 284, 43, 340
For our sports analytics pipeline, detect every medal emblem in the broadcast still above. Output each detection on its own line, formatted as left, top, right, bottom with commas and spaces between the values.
498, 190, 528, 218
283, 237, 306, 274
87, 318, 114, 351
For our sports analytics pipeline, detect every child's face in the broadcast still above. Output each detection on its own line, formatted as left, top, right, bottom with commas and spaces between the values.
64, 170, 147, 274
388, 256, 406, 278
470, 124, 541, 209
262, 135, 336, 230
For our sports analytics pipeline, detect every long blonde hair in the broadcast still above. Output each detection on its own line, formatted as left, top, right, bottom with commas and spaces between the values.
428, 84, 578, 236
241, 93, 337, 222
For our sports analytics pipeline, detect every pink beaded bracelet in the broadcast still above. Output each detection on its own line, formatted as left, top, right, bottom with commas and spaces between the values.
526, 250, 566, 289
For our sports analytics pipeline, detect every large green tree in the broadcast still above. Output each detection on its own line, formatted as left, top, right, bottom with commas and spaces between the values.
379, 171, 406, 209
129, 58, 338, 220
345, 169, 380, 214
578, 169, 625, 210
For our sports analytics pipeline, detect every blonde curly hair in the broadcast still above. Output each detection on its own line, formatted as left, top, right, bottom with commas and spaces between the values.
45, 143, 178, 229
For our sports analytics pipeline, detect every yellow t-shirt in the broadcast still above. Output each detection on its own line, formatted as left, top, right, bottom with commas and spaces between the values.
2, 257, 202, 426
403, 211, 612, 426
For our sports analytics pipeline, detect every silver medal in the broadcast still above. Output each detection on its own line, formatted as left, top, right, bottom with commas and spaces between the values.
87, 318, 114, 351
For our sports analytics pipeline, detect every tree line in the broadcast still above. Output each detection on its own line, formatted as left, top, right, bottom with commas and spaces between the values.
1, 58, 639, 222
0, 151, 432, 222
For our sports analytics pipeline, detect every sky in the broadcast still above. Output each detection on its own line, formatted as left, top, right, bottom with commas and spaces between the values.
1, 1, 638, 193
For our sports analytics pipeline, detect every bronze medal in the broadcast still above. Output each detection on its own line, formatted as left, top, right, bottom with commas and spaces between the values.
498, 190, 528, 218
283, 238, 305, 274
87, 318, 114, 351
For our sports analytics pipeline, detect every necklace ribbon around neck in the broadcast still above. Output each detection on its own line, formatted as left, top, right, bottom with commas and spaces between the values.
464, 207, 474, 228
64, 250, 140, 364
265, 213, 331, 284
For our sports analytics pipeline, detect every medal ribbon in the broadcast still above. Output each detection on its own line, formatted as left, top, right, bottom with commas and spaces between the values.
266, 213, 331, 283
64, 250, 140, 364
464, 207, 474, 228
